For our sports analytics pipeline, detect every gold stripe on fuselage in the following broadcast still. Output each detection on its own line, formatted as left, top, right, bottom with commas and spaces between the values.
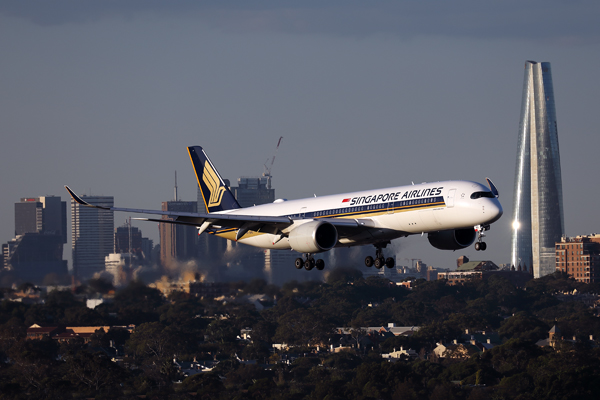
210, 201, 446, 240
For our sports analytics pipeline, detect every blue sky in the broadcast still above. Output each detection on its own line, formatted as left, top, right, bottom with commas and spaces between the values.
1, 1, 599, 270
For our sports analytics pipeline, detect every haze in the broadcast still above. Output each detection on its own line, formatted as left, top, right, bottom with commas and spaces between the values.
1, 1, 599, 270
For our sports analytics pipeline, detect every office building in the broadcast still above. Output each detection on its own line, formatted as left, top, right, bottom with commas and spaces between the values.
232, 177, 274, 207
510, 61, 565, 278
555, 235, 600, 283
105, 253, 133, 286
2, 196, 68, 284
114, 223, 143, 255
72, 195, 114, 280
15, 196, 67, 242
160, 201, 197, 267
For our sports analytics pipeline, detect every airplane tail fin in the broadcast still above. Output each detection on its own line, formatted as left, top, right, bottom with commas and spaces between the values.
188, 146, 241, 213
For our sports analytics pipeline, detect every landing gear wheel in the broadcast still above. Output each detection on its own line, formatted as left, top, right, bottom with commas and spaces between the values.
295, 258, 304, 269
374, 257, 384, 269
365, 256, 374, 267
315, 259, 325, 270
385, 257, 395, 268
304, 259, 315, 271
474, 224, 490, 252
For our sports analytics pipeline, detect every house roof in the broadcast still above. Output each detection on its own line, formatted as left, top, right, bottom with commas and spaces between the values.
457, 261, 498, 271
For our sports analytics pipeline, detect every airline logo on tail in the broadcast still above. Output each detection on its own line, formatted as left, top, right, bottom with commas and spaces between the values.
203, 161, 225, 207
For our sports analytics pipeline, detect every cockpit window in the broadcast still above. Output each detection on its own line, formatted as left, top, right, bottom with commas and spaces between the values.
470, 191, 495, 199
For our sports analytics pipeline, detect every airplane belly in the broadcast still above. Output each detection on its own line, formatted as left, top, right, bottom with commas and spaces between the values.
239, 234, 292, 250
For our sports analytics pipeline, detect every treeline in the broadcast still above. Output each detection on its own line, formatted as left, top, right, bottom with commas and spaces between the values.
1, 269, 600, 399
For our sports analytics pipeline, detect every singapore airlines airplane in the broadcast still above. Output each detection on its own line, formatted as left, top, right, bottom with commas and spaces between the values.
66, 146, 503, 271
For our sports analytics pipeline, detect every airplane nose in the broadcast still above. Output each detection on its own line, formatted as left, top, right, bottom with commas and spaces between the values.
487, 199, 503, 223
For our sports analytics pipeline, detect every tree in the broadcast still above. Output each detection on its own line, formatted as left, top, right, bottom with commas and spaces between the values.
326, 267, 363, 285
63, 351, 128, 393
273, 308, 333, 346
126, 322, 182, 360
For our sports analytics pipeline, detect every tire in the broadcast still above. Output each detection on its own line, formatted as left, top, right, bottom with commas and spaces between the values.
365, 256, 374, 267
316, 259, 325, 270
385, 257, 395, 268
295, 258, 304, 269
475, 242, 481, 251
304, 259, 314, 270
374, 258, 383, 269
480, 242, 487, 251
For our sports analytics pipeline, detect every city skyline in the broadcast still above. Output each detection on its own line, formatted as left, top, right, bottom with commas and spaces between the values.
1, 2, 599, 269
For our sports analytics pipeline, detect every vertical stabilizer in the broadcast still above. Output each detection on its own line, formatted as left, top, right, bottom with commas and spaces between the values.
188, 146, 241, 213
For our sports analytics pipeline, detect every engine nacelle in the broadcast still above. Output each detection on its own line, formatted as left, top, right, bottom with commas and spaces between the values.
288, 220, 338, 253
427, 228, 476, 250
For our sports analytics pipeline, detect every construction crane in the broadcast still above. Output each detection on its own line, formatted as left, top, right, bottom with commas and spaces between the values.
263, 136, 283, 190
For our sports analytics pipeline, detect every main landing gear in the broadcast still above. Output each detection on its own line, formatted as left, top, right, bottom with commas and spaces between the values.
365, 242, 395, 269
295, 254, 325, 271
474, 224, 490, 251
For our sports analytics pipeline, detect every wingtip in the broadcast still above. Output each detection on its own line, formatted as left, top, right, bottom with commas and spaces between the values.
64, 186, 90, 206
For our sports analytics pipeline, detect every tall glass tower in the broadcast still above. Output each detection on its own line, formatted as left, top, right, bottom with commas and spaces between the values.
511, 61, 564, 278
72, 195, 114, 280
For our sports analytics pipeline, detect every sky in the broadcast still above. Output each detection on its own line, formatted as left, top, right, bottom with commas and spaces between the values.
1, 0, 599, 271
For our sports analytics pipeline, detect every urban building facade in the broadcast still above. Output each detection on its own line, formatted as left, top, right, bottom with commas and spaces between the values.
231, 177, 275, 207
160, 200, 197, 268
510, 61, 565, 278
555, 235, 600, 283
72, 195, 114, 280
2, 196, 68, 283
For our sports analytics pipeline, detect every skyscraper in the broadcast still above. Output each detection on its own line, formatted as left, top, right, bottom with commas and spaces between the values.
160, 200, 197, 268
511, 61, 565, 278
232, 177, 274, 207
2, 196, 68, 283
72, 195, 114, 280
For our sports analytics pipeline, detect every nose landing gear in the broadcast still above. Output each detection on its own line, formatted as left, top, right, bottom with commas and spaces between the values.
365, 242, 395, 269
474, 224, 490, 251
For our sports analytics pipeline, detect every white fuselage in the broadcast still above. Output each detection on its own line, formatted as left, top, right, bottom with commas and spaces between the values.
210, 180, 503, 251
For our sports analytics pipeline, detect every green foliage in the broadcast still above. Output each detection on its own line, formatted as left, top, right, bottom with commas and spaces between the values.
6, 271, 600, 398
498, 312, 549, 342
326, 267, 363, 285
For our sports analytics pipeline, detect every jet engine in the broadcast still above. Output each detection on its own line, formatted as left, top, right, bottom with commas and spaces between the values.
427, 228, 476, 250
288, 220, 338, 253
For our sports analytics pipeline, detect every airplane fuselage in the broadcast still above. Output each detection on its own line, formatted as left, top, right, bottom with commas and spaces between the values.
210, 180, 502, 250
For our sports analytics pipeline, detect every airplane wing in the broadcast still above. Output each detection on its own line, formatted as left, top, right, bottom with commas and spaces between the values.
65, 186, 381, 239
65, 186, 293, 235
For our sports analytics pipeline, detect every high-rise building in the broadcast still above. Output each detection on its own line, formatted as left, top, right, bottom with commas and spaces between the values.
232, 177, 274, 207
114, 223, 143, 255
510, 61, 565, 278
555, 235, 600, 283
160, 200, 197, 267
2, 196, 68, 284
15, 196, 67, 243
72, 195, 114, 280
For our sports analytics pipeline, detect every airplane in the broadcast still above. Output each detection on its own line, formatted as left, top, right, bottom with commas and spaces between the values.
65, 146, 503, 271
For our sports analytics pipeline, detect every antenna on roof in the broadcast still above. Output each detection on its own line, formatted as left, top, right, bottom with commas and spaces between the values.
174, 171, 178, 201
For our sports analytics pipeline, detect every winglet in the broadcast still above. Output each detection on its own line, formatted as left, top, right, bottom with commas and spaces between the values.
485, 178, 499, 198
64, 186, 111, 210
